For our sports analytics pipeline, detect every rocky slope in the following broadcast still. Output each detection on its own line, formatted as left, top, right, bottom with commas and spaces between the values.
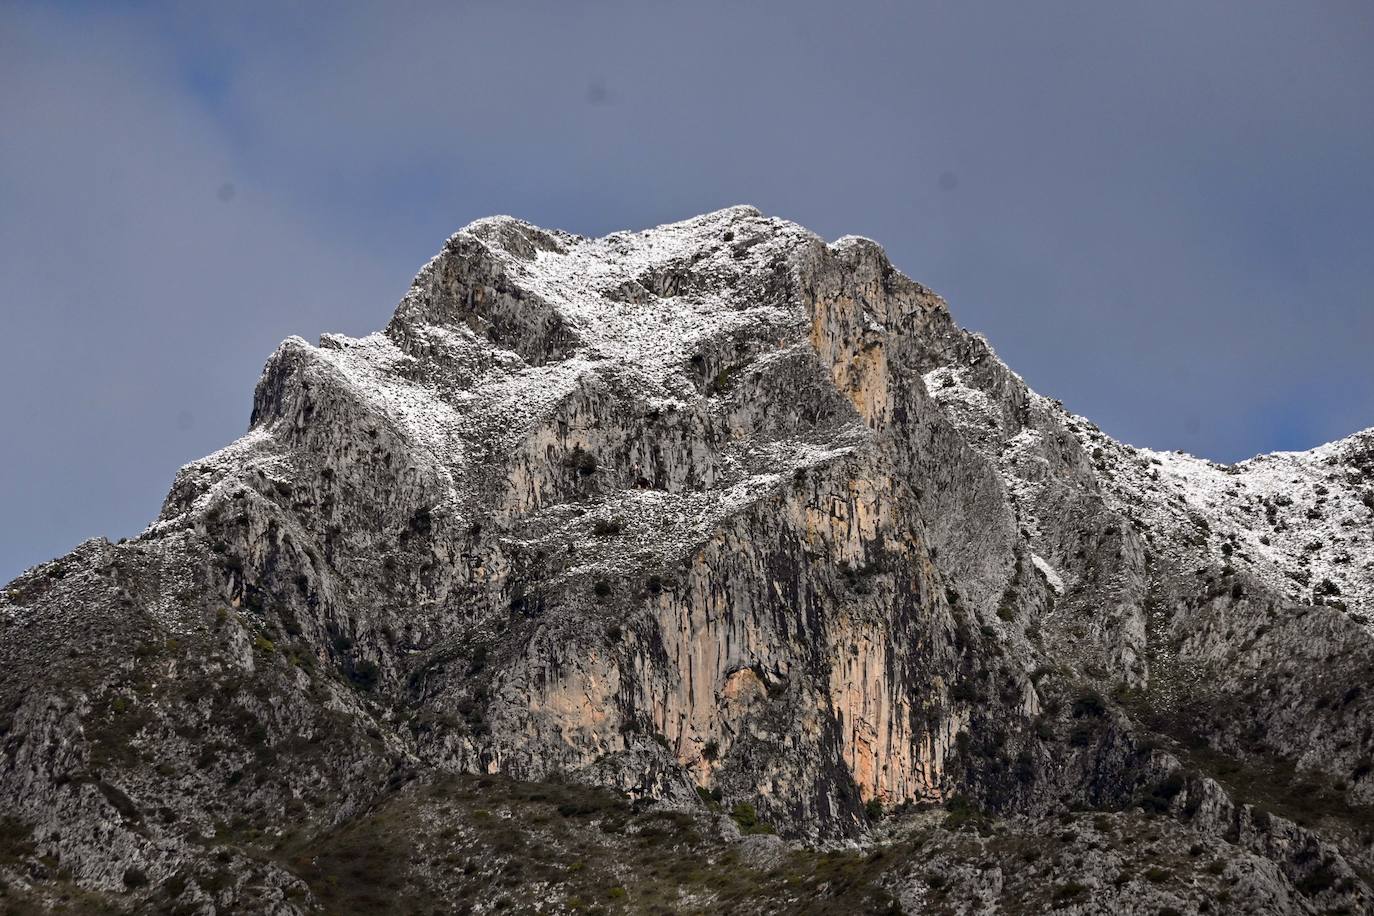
1, 206, 1371, 914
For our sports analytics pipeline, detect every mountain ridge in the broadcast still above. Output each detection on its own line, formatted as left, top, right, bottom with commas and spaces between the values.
2, 206, 1372, 914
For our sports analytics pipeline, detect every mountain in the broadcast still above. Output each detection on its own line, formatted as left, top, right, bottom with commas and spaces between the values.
2, 206, 1372, 915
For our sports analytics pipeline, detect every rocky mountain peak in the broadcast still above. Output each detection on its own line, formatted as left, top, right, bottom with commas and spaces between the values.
2, 210, 1372, 914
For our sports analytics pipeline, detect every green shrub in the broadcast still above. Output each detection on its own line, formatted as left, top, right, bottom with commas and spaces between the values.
1139, 772, 1186, 813
950, 681, 979, 703
1296, 865, 1337, 896
566, 447, 598, 475
349, 660, 379, 690
1071, 690, 1106, 718
409, 506, 433, 535
695, 786, 722, 810
942, 794, 987, 831
730, 802, 775, 835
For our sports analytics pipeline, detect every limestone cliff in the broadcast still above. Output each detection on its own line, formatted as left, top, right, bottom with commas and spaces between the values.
2, 207, 1371, 914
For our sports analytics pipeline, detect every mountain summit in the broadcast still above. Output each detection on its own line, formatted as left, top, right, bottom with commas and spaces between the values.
3, 208, 1372, 914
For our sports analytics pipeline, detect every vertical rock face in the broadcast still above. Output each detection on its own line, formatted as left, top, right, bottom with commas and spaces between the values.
2, 206, 1372, 912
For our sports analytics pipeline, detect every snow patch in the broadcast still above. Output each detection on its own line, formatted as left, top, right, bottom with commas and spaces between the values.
1032, 554, 1065, 595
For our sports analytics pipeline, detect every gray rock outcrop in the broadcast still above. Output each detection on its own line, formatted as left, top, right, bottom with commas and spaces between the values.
2, 207, 1371, 913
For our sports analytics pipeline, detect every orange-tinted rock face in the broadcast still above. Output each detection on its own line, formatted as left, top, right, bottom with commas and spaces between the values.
119, 207, 1058, 844
385, 220, 1041, 836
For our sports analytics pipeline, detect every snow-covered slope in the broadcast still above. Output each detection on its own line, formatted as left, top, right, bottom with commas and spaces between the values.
1092, 427, 1374, 617
923, 358, 1374, 624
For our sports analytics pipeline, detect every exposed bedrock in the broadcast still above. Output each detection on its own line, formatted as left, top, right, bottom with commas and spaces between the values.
3, 206, 1372, 912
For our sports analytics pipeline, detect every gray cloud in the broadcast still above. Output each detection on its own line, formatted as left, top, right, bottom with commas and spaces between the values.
1, 1, 1371, 581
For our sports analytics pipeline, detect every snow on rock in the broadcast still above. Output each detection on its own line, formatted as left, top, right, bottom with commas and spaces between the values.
1081, 424, 1374, 620
922, 333, 1374, 625
1031, 553, 1065, 595
3, 206, 1373, 915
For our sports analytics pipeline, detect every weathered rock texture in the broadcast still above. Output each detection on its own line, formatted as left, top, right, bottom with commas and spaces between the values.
1, 207, 1372, 914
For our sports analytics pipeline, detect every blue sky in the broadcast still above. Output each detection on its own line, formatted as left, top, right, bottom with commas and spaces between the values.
2, 1, 1372, 582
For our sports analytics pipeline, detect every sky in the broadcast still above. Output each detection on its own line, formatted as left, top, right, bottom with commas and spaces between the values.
1, 1, 1372, 582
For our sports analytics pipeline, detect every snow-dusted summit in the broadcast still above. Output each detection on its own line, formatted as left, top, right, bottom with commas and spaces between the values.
2, 207, 1372, 914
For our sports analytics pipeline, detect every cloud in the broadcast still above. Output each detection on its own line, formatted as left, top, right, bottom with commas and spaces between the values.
0, 5, 403, 579
1, 0, 1372, 580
